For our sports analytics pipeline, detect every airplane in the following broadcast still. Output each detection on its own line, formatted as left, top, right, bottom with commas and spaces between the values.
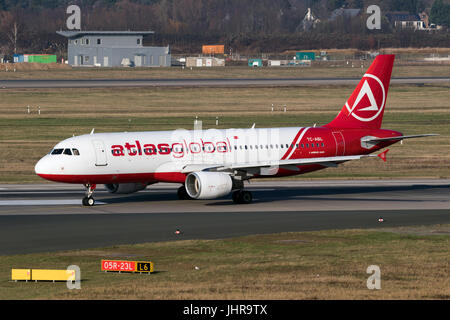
34, 54, 437, 206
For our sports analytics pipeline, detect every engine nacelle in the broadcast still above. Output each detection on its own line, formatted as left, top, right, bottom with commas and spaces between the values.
185, 172, 233, 200
104, 183, 147, 194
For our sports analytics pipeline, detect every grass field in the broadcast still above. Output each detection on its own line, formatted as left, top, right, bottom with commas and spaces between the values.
1, 225, 448, 300
0, 83, 449, 183
1, 63, 450, 80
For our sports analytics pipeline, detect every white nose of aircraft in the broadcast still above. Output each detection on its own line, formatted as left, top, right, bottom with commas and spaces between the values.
34, 155, 52, 176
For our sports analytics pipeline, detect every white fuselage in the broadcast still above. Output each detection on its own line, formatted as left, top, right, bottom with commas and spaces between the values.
34, 126, 336, 185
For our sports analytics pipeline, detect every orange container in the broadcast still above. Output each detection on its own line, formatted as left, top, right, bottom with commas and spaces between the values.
202, 45, 225, 55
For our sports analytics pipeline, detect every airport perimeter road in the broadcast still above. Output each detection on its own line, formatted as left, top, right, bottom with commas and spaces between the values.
0, 179, 449, 254
1, 77, 450, 88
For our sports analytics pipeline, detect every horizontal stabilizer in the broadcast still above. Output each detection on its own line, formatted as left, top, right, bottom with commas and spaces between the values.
364, 134, 438, 143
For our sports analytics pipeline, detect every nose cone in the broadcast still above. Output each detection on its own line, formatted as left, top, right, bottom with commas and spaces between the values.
35, 156, 52, 177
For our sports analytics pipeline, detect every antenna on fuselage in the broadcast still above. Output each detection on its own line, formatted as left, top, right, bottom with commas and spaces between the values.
90, 128, 95, 135
251, 123, 255, 129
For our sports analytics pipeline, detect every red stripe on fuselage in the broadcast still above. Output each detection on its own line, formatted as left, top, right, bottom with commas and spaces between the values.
37, 172, 187, 184
281, 128, 304, 160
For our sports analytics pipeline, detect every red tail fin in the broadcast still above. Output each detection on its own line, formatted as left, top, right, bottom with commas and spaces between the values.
325, 54, 395, 129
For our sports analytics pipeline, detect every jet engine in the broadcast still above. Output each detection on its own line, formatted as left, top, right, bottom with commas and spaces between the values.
104, 183, 147, 194
185, 172, 233, 200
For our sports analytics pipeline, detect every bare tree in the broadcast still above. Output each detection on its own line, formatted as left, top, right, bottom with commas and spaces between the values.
8, 21, 19, 54
0, 10, 23, 56
0, 44, 8, 62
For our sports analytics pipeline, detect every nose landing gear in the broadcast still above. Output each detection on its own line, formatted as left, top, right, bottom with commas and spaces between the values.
82, 183, 96, 206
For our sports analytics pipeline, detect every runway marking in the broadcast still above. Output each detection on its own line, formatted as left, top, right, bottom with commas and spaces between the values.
0, 200, 106, 206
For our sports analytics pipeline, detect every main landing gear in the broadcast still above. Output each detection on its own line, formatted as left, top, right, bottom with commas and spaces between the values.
232, 190, 253, 204
82, 183, 96, 206
177, 184, 253, 204
177, 185, 193, 200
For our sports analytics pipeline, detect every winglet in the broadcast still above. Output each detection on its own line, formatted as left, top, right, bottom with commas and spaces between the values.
378, 149, 389, 162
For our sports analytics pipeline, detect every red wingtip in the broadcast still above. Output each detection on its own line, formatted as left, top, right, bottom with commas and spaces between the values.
378, 149, 389, 162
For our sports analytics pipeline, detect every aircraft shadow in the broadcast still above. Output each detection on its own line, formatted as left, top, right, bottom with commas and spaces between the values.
99, 184, 450, 206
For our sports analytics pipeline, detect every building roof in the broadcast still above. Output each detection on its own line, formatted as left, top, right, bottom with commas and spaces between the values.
330, 8, 361, 20
386, 12, 421, 22
56, 30, 155, 38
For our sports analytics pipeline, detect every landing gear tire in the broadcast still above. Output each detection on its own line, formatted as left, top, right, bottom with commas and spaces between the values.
177, 185, 192, 200
82, 183, 97, 207
232, 190, 253, 204
232, 190, 239, 203
82, 196, 95, 207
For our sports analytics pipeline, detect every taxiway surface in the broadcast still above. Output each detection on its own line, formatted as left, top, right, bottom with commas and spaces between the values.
1, 77, 450, 88
0, 179, 449, 255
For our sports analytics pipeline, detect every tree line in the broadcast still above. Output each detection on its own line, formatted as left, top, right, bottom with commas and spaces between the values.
0, 0, 448, 58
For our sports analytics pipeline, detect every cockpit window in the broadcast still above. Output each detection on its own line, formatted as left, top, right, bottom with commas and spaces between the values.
51, 148, 64, 155
50, 148, 80, 155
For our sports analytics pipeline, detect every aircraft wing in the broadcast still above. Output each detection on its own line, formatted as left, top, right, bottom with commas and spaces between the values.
213, 154, 374, 172
181, 164, 219, 173
181, 154, 376, 174
178, 134, 439, 174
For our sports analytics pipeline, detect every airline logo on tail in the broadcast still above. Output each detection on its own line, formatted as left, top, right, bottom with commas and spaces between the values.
325, 54, 394, 129
345, 73, 386, 122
